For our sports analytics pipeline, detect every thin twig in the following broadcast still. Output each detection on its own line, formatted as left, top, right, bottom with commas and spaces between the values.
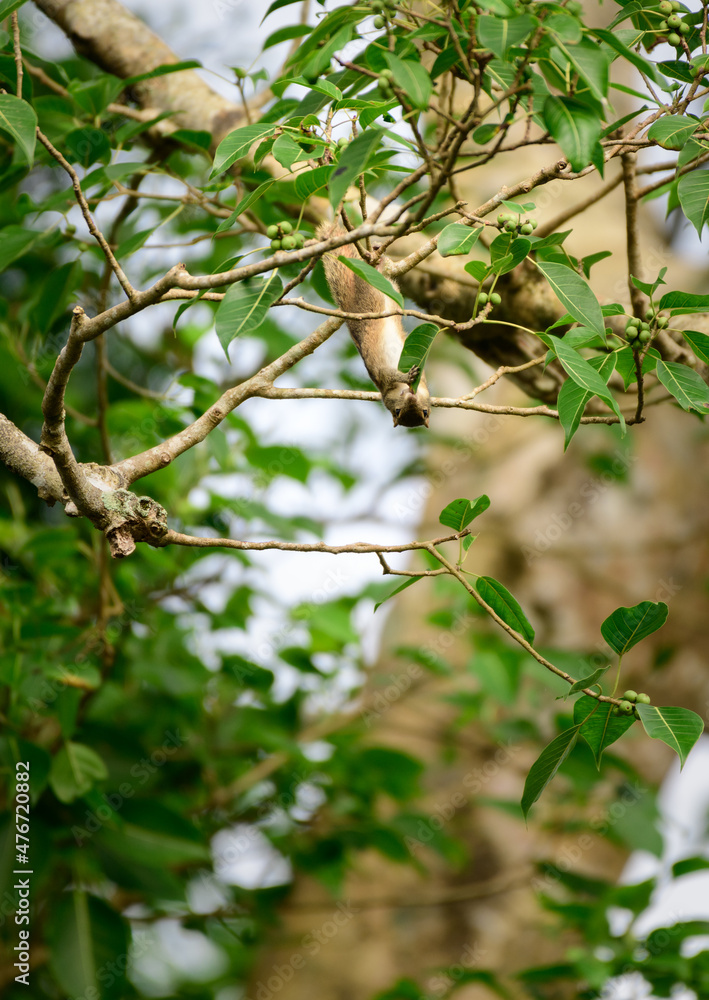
11, 13, 22, 96
622, 152, 644, 317
36, 129, 135, 300
39, 309, 108, 524
458, 356, 546, 401
161, 527, 471, 555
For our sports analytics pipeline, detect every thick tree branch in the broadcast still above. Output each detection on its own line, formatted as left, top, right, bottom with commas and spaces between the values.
0, 413, 64, 503
112, 315, 343, 484
39, 307, 108, 525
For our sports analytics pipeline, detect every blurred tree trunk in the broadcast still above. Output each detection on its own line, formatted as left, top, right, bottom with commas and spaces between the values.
248, 114, 709, 1000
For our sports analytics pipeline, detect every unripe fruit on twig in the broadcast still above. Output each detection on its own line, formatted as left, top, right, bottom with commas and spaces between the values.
668, 32, 681, 45
619, 700, 634, 714
637, 693, 651, 704
270, 239, 282, 251
623, 690, 638, 702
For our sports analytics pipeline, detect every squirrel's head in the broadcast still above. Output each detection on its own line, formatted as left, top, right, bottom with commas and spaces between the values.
392, 391, 430, 428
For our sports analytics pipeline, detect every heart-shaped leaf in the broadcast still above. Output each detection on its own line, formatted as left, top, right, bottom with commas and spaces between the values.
600, 601, 668, 656
439, 495, 490, 531
574, 694, 634, 767
635, 704, 704, 768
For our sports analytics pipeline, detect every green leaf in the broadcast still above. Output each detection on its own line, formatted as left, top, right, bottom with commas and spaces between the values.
477, 14, 535, 56
439, 495, 491, 531
631, 266, 667, 298
47, 892, 129, 1000
0, 224, 41, 272
0, 0, 29, 19
0, 94, 37, 165
465, 259, 491, 282
658, 290, 709, 314
359, 747, 423, 800
294, 163, 333, 200
521, 725, 580, 818
383, 52, 432, 110
262, 0, 304, 21
546, 12, 583, 42
554, 37, 610, 104
97, 817, 210, 867
438, 223, 483, 257
543, 96, 602, 172
374, 576, 422, 612
329, 127, 383, 211
534, 260, 604, 335
339, 256, 404, 308
49, 741, 108, 803
558, 353, 616, 448
581, 250, 612, 277
115, 227, 155, 259
216, 179, 276, 234
490, 236, 531, 275
574, 694, 634, 767
170, 128, 211, 151
398, 323, 438, 387
647, 115, 699, 150
215, 275, 283, 357
672, 856, 709, 878
272, 132, 304, 170
264, 24, 312, 50
593, 27, 665, 85
280, 75, 344, 102
476, 576, 535, 644
678, 170, 709, 236
683, 330, 709, 363
600, 600, 668, 656
473, 123, 500, 144
211, 122, 277, 176
635, 704, 704, 768
122, 60, 203, 89
656, 359, 709, 413
567, 665, 609, 695
551, 337, 625, 428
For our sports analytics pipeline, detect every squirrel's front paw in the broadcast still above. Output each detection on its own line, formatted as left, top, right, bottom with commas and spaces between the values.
404, 365, 420, 385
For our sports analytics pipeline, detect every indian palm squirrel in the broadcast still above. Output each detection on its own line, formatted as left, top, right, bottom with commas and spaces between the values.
318, 225, 430, 428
